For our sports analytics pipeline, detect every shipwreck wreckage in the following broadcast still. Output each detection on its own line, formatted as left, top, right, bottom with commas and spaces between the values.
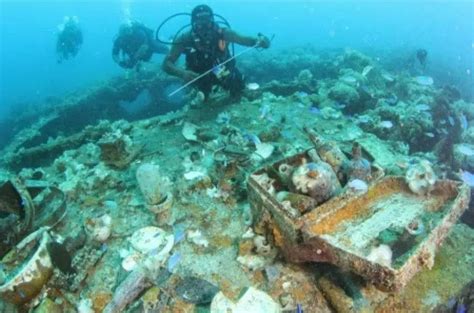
0, 53, 473, 312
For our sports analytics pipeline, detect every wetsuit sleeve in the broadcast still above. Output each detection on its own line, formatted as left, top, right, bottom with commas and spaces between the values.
222, 28, 258, 47
162, 33, 190, 79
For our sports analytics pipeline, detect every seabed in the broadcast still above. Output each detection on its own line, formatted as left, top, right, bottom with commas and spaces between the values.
0, 48, 473, 313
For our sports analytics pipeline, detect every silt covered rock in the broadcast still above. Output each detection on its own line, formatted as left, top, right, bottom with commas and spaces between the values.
328, 83, 360, 108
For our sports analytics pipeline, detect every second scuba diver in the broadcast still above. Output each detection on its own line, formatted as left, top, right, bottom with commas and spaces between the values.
56, 16, 83, 63
162, 4, 271, 100
113, 21, 169, 70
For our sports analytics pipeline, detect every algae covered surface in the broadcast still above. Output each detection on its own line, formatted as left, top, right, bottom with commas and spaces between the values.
0, 46, 473, 313
375, 223, 474, 313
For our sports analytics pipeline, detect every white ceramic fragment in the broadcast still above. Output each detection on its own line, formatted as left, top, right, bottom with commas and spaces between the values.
211, 287, 281, 313
182, 122, 199, 141
252, 142, 274, 160
129, 226, 173, 255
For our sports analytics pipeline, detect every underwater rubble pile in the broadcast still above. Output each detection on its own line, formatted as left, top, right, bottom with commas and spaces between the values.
0, 47, 473, 313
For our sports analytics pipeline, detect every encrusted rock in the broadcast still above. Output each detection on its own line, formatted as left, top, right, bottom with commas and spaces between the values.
98, 130, 136, 168
175, 276, 219, 304
290, 161, 340, 205
136, 163, 170, 205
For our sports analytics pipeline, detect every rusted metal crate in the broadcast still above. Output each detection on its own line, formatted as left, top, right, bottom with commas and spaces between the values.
248, 150, 470, 291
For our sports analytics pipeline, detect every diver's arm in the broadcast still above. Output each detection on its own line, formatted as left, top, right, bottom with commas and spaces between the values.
162, 34, 197, 81
131, 29, 150, 61
223, 29, 270, 48
162, 44, 188, 78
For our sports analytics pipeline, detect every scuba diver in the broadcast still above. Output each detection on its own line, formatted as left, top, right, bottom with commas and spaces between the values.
161, 4, 271, 100
416, 48, 428, 69
112, 21, 169, 69
56, 16, 83, 63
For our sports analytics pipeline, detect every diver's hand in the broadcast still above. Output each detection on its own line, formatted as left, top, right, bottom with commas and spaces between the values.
182, 70, 199, 83
256, 33, 270, 49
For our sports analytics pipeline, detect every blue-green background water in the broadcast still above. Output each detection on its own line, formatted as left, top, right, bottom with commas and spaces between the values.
0, 0, 472, 120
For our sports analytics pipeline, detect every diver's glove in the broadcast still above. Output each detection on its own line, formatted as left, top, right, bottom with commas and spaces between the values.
256, 33, 271, 49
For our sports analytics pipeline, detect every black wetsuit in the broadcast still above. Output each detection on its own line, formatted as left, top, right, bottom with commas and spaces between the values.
57, 22, 83, 62
166, 28, 250, 98
113, 23, 169, 69
184, 30, 244, 97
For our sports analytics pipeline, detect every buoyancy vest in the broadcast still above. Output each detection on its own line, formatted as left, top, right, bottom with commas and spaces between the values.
185, 27, 235, 74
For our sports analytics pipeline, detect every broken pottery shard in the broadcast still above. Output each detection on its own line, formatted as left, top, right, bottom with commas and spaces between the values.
175, 276, 219, 304
210, 287, 281, 313
254, 142, 274, 160
182, 122, 199, 141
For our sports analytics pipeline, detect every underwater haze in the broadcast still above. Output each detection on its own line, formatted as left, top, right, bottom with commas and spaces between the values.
0, 0, 472, 121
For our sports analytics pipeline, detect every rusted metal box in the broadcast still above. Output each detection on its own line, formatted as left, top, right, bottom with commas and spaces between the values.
248, 150, 470, 291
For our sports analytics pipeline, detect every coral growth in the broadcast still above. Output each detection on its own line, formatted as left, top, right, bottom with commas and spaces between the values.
290, 161, 340, 205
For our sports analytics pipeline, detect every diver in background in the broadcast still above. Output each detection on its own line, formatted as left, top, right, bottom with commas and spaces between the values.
112, 21, 169, 70
162, 4, 271, 100
407, 48, 428, 75
56, 16, 83, 63
416, 49, 428, 70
